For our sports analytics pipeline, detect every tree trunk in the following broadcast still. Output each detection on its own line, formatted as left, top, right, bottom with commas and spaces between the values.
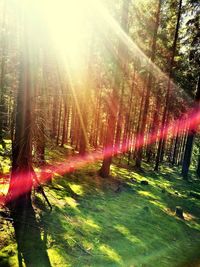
0, 0, 7, 144
51, 94, 58, 139
182, 131, 195, 179
196, 153, 200, 178
7, 11, 33, 211
61, 103, 67, 147
135, 0, 161, 168
99, 0, 130, 177
155, 0, 182, 171
182, 76, 200, 178
115, 83, 125, 152
56, 98, 62, 145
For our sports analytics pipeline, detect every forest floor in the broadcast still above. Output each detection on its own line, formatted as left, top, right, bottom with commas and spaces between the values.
0, 144, 200, 267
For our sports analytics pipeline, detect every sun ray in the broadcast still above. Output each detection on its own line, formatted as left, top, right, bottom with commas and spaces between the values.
87, 0, 193, 108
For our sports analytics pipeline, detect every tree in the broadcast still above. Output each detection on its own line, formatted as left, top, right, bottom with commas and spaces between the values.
154, 0, 183, 171
99, 0, 130, 177
181, 2, 200, 178
135, 0, 161, 169
0, 0, 7, 146
182, 76, 200, 178
6, 4, 34, 212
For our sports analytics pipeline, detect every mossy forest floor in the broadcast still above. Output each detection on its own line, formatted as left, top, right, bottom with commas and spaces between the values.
0, 145, 200, 267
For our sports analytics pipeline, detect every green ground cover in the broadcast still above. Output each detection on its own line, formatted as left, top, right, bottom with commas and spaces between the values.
0, 147, 200, 266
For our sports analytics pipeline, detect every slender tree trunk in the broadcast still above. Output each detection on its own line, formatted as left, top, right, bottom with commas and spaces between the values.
196, 151, 200, 178
182, 76, 200, 178
155, 0, 182, 171
99, 0, 130, 177
79, 90, 88, 155
123, 70, 135, 153
115, 83, 125, 151
135, 79, 147, 167
0, 1, 7, 144
65, 103, 71, 145
182, 131, 195, 179
35, 91, 45, 165
135, 0, 161, 168
99, 90, 117, 177
56, 98, 62, 145
172, 121, 180, 165
61, 103, 67, 147
94, 86, 103, 148
179, 129, 188, 164
51, 95, 58, 139
7, 10, 33, 211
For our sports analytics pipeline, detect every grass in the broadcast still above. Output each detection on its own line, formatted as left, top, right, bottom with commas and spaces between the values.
0, 140, 11, 174
0, 147, 200, 266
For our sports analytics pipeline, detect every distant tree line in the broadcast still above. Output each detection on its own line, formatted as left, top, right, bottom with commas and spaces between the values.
0, 0, 199, 211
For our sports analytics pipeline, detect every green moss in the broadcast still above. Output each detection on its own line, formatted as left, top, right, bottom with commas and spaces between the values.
1, 160, 200, 266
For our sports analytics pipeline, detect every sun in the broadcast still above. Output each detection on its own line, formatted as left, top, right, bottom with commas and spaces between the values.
27, 0, 93, 71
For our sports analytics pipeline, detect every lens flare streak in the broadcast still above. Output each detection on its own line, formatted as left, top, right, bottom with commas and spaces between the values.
1, 107, 199, 205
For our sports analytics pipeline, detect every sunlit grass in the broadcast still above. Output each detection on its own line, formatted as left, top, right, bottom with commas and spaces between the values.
1, 154, 200, 266
69, 184, 84, 196
99, 244, 123, 265
83, 218, 101, 231
114, 225, 143, 245
138, 190, 159, 199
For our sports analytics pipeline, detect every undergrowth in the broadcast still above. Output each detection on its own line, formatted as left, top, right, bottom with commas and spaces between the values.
0, 146, 200, 266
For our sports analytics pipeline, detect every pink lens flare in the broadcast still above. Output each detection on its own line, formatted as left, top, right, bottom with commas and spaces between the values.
0, 107, 199, 205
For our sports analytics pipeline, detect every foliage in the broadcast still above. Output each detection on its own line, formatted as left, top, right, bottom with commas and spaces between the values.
1, 160, 200, 266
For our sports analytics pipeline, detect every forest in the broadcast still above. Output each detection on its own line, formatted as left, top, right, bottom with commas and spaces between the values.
0, 0, 200, 266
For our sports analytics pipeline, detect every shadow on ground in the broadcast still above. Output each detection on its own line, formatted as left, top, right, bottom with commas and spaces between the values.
12, 203, 51, 267
1, 159, 200, 267
37, 161, 200, 267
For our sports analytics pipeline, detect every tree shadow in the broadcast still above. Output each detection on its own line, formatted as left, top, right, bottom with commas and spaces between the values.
12, 203, 51, 267
27, 164, 200, 266
0, 255, 10, 267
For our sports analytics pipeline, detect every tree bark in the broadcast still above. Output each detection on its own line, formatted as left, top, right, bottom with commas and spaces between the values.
155, 0, 182, 171
7, 9, 33, 211
182, 77, 200, 178
135, 0, 161, 168
99, 0, 130, 177
0, 0, 7, 144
